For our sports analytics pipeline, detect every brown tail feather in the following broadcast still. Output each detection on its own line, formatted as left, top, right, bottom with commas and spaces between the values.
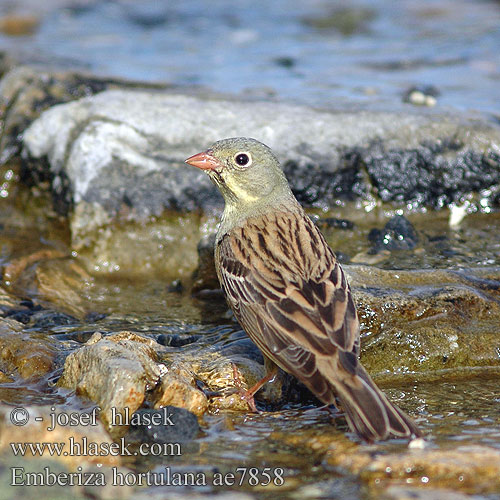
332, 364, 422, 442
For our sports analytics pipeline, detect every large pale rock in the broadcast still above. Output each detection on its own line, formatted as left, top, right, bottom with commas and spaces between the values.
21, 87, 500, 233
57, 331, 162, 436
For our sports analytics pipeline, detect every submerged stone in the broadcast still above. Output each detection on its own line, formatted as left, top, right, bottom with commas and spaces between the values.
368, 215, 418, 252
0, 322, 56, 379
126, 406, 200, 445
154, 361, 209, 417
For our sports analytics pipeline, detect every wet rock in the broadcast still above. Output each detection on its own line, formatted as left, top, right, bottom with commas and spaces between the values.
191, 233, 219, 294
0, 287, 18, 309
2, 307, 39, 325
0, 66, 168, 167
0, 323, 57, 379
362, 139, 500, 208
328, 444, 500, 494
154, 361, 209, 417
29, 309, 78, 328
3, 306, 77, 329
126, 406, 200, 445
368, 215, 418, 251
15, 78, 499, 235
346, 265, 500, 377
35, 258, 93, 318
278, 423, 500, 496
67, 209, 203, 283
192, 347, 287, 412
1, 248, 67, 286
157, 333, 201, 348
0, 285, 36, 320
57, 331, 162, 437
157, 336, 289, 412
56, 326, 289, 427
84, 311, 106, 323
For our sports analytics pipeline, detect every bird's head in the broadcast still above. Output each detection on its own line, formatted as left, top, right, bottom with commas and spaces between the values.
185, 137, 292, 211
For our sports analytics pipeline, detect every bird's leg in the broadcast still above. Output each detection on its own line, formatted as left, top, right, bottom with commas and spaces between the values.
231, 364, 278, 412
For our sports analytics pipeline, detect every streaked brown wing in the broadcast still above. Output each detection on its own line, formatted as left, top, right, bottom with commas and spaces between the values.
215, 209, 360, 393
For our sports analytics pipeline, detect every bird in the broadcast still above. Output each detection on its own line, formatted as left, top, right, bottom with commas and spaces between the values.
185, 137, 422, 442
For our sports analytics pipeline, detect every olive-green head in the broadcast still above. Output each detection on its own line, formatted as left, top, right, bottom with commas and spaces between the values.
185, 137, 293, 210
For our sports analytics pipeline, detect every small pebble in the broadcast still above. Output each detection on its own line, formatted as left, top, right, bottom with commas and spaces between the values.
408, 437, 428, 449
403, 85, 439, 107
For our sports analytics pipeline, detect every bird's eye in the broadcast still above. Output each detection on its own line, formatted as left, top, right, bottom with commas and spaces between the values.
234, 152, 251, 167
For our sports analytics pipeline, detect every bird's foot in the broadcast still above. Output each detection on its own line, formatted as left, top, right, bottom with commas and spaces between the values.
231, 364, 278, 412
230, 364, 258, 411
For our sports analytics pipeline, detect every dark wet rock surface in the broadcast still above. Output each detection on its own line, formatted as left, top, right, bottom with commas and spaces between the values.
368, 215, 418, 252
126, 407, 200, 445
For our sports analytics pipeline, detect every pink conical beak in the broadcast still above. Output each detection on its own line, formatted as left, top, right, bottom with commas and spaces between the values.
184, 150, 221, 171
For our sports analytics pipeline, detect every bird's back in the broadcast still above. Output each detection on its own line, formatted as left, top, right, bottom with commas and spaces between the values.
215, 206, 360, 398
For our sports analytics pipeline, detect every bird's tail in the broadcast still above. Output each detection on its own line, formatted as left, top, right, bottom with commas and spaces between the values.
330, 364, 422, 442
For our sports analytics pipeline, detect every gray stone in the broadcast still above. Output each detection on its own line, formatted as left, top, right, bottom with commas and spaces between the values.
0, 66, 168, 167
125, 406, 200, 444
21, 87, 500, 229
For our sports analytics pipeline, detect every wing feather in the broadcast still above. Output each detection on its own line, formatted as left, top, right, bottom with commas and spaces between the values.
215, 209, 359, 397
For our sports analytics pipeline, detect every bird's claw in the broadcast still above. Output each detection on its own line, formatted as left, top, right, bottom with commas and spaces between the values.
231, 363, 259, 412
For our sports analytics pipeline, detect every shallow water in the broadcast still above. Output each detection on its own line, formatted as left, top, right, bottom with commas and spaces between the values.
315, 206, 500, 270
118, 379, 500, 498
1, 0, 500, 114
